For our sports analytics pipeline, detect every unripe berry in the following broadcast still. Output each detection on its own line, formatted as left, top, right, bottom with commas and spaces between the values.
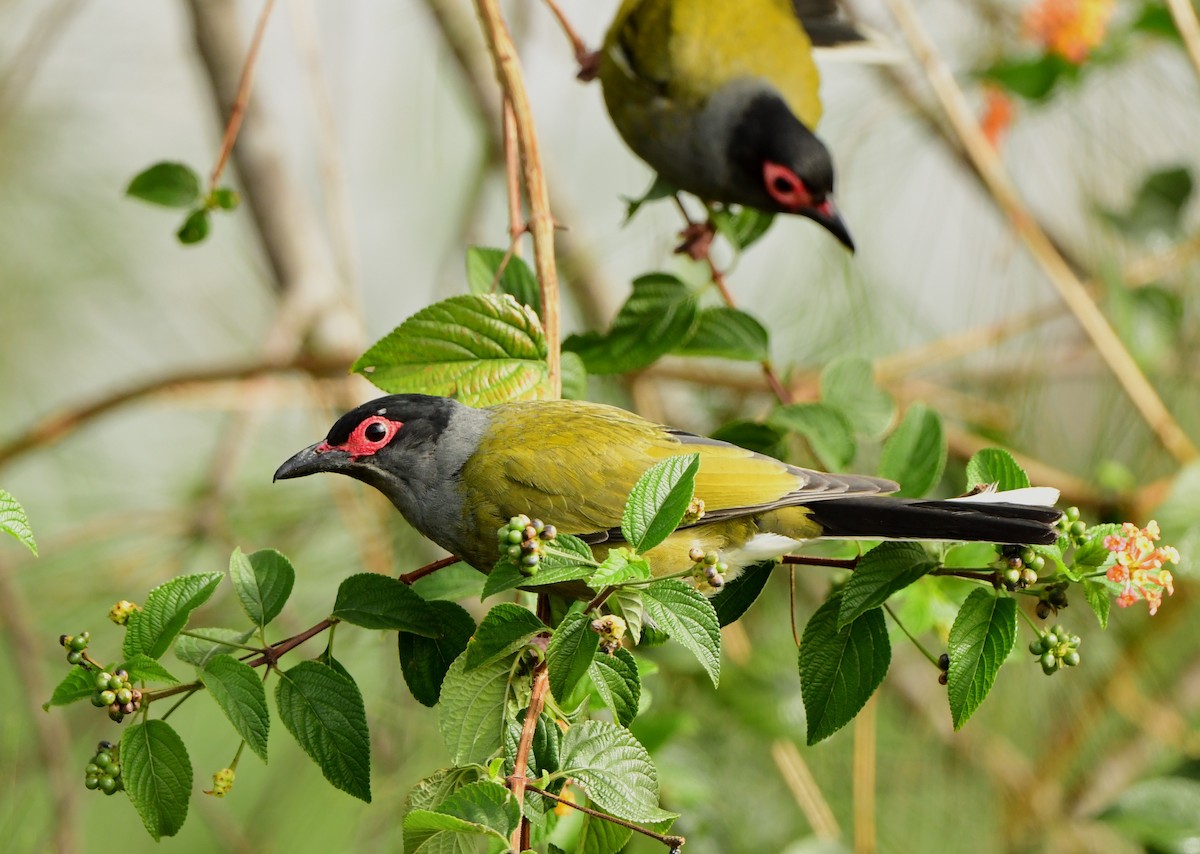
95, 752, 112, 768
703, 551, 719, 566
66, 651, 83, 665
1003, 568, 1021, 587
1065, 506, 1081, 523
98, 690, 116, 706
90, 693, 107, 708
507, 529, 523, 545
70, 635, 89, 652
99, 776, 116, 794
1063, 650, 1081, 667
84, 776, 100, 790
1040, 652, 1059, 674
1029, 638, 1045, 655
1070, 521, 1086, 537
85, 763, 101, 776
94, 672, 113, 691
688, 547, 705, 563
107, 675, 124, 692
116, 688, 133, 705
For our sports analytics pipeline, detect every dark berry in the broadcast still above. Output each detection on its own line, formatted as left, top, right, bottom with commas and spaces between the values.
937, 653, 950, 670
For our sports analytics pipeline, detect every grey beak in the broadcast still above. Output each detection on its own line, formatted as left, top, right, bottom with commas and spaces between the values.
273, 442, 340, 482
803, 198, 855, 253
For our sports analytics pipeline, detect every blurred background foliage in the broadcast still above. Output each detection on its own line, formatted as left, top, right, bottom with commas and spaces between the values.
1, 0, 1198, 851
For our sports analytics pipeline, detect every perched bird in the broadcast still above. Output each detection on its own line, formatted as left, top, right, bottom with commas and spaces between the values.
596, 0, 866, 250
275, 395, 1061, 583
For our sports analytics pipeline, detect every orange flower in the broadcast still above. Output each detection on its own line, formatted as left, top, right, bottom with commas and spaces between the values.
980, 87, 1015, 148
1023, 0, 1114, 63
1104, 521, 1178, 615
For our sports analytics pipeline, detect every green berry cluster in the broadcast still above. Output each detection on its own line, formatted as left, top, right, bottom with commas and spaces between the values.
89, 669, 142, 722
84, 741, 123, 795
1056, 506, 1087, 544
688, 547, 726, 590
1028, 624, 1081, 675
60, 632, 90, 665
590, 614, 627, 655
496, 515, 557, 576
994, 546, 1046, 591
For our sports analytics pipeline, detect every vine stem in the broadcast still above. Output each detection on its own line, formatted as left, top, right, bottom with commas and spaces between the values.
398, 555, 460, 585
508, 661, 549, 850
244, 617, 337, 668
880, 0, 1198, 465
883, 603, 940, 667
527, 785, 687, 850
471, 0, 561, 398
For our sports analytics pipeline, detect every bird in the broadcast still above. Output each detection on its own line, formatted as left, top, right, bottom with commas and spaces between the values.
274, 395, 1062, 586
595, 0, 868, 250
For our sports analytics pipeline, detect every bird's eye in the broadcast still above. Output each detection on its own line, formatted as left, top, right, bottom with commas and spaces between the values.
364, 421, 388, 443
762, 162, 813, 211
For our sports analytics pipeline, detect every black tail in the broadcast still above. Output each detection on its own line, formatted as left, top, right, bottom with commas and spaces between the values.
807, 497, 1062, 545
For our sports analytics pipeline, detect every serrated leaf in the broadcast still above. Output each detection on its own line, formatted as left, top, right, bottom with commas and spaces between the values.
710, 560, 775, 626
710, 206, 775, 251
173, 627, 256, 667
563, 274, 699, 375
965, 449, 1031, 492
404, 780, 519, 851
769, 402, 856, 471
799, 594, 890, 744
547, 611, 600, 702
559, 720, 676, 824
438, 652, 513, 766
561, 350, 588, 401
504, 710, 562, 779
43, 666, 95, 710
482, 535, 597, 598
610, 589, 645, 645
464, 603, 545, 670
118, 653, 181, 685
641, 580, 721, 686
621, 454, 700, 554
1074, 524, 1120, 568
123, 572, 224, 660
352, 294, 550, 405
405, 767, 482, 814
0, 489, 36, 555
820, 357, 895, 440
878, 404, 946, 497
332, 573, 440, 635
126, 161, 202, 208
199, 654, 269, 762
947, 589, 1016, 729
228, 548, 295, 628
1083, 578, 1112, 629
275, 661, 371, 801
838, 543, 937, 629
674, 307, 769, 361
575, 810, 634, 854
588, 647, 641, 726
587, 549, 651, 589
122, 720, 192, 840
943, 542, 999, 568
465, 246, 541, 315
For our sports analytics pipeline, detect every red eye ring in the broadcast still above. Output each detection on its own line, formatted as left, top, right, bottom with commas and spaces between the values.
762, 161, 813, 211
338, 416, 403, 459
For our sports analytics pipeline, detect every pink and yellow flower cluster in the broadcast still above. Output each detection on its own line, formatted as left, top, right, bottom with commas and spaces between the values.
1104, 521, 1178, 615
1023, 0, 1114, 63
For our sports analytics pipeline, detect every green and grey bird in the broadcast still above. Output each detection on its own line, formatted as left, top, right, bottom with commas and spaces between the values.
597, 0, 867, 249
274, 395, 1061, 582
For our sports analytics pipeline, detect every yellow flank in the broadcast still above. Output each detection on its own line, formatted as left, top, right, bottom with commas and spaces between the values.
604, 0, 823, 128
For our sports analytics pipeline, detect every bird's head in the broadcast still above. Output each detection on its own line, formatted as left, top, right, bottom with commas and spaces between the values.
725, 90, 853, 251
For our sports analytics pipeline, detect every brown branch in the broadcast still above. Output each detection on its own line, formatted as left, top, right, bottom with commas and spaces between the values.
537, 0, 592, 65
1165, 0, 1200, 79
245, 618, 337, 668
527, 784, 687, 849
472, 0, 561, 398
879, 0, 1198, 465
508, 662, 549, 850
399, 555, 461, 585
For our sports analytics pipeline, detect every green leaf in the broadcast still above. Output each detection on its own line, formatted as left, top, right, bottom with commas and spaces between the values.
621, 454, 700, 554
123, 572, 224, 660
547, 610, 600, 702
769, 402, 856, 471
121, 720, 192, 840
504, 710, 562, 779
118, 653, 181, 685
622, 174, 676, 221
1101, 166, 1193, 239
1100, 776, 1200, 851
575, 811, 634, 854
399, 600, 475, 707
943, 541, 999, 568
405, 767, 482, 813
1083, 578, 1112, 629
0, 488, 36, 555
799, 594, 891, 744
1132, 2, 1180, 40
332, 573, 440, 635
176, 209, 210, 244
947, 589, 1016, 729
674, 307, 769, 361
563, 274, 699, 375
559, 720, 676, 824
641, 580, 721, 686
173, 627, 256, 668
209, 187, 239, 210
610, 589, 645, 645
126, 162, 202, 208
710, 560, 775, 626
43, 666, 95, 710
352, 294, 550, 405
483, 534, 597, 598
710, 206, 775, 250
465, 603, 545, 670
587, 549, 652, 589
404, 781, 518, 852
438, 652, 513, 765
878, 404, 946, 497
838, 543, 937, 629
977, 53, 1077, 101
465, 246, 541, 315
561, 350, 589, 401
229, 547, 295, 628
709, 420, 788, 458
197, 654, 270, 762
965, 448, 1031, 492
589, 647, 641, 726
275, 661, 371, 802
820, 357, 896, 440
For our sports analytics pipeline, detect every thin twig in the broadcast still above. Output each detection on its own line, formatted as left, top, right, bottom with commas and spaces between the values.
399, 555, 461, 585
771, 740, 842, 839
1165, 0, 1200, 79
527, 784, 687, 849
537, 0, 591, 64
508, 662, 549, 849
472, 0, 561, 397
503, 101, 525, 248
245, 618, 337, 668
880, 0, 1198, 465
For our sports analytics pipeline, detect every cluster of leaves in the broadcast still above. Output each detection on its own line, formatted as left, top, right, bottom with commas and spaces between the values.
126, 162, 239, 245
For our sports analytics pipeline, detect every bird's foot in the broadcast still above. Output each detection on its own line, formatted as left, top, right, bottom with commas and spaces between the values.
674, 220, 717, 261
576, 49, 601, 81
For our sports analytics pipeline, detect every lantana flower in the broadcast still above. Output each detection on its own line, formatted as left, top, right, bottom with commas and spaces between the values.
1104, 520, 1178, 615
